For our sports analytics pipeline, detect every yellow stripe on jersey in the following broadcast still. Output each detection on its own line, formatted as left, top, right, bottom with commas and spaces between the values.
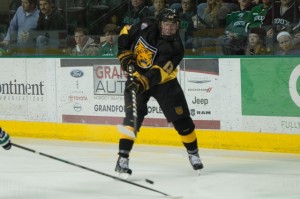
151, 65, 178, 84
119, 25, 131, 35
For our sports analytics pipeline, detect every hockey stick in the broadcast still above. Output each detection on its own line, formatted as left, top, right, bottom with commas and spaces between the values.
11, 142, 182, 198
117, 65, 138, 139
128, 65, 138, 135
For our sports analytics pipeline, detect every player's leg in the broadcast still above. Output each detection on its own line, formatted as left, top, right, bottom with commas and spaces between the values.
115, 87, 150, 177
154, 79, 204, 172
172, 117, 204, 171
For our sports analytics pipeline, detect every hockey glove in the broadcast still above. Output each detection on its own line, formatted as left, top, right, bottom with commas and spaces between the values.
118, 50, 135, 72
126, 75, 149, 95
0, 128, 11, 150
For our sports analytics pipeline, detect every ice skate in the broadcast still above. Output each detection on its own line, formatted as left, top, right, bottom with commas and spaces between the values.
115, 156, 132, 179
188, 153, 204, 175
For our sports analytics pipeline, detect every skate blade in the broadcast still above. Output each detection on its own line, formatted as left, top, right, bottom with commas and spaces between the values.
117, 125, 136, 139
115, 172, 131, 180
196, 169, 201, 175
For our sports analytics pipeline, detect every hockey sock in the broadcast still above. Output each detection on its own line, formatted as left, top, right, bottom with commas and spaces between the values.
118, 139, 134, 158
180, 131, 198, 152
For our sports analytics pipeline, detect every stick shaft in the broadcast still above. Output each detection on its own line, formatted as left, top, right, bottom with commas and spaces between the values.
11, 143, 169, 196
127, 66, 138, 134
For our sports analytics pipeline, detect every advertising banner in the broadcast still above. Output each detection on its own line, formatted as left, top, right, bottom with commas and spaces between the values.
0, 58, 57, 121
183, 59, 220, 129
60, 59, 221, 129
60, 59, 169, 126
240, 58, 300, 133
241, 58, 300, 117
0, 57, 297, 134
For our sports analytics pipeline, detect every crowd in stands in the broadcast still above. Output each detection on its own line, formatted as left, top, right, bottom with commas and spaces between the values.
0, 0, 299, 56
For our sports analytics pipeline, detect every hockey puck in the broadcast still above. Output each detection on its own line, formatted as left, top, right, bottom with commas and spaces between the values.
145, 179, 154, 184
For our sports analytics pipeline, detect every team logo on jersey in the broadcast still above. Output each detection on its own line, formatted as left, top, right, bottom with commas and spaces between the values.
134, 37, 157, 69
175, 106, 183, 115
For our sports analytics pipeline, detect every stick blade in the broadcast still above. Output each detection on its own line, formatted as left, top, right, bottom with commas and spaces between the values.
117, 125, 136, 139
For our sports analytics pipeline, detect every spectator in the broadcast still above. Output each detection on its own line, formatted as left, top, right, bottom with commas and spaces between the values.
245, 0, 273, 49
70, 27, 99, 56
169, 0, 182, 10
177, 0, 197, 49
202, 0, 229, 29
263, 0, 300, 53
220, 0, 254, 55
275, 31, 300, 55
245, 27, 270, 55
293, 23, 300, 48
272, 0, 300, 35
99, 24, 119, 57
0, 0, 39, 55
246, 0, 272, 30
192, 0, 230, 55
197, 0, 239, 20
35, 0, 67, 55
149, 0, 168, 17
121, 0, 152, 26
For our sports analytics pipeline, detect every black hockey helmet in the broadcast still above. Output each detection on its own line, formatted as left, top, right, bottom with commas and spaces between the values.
158, 9, 180, 41
158, 8, 180, 23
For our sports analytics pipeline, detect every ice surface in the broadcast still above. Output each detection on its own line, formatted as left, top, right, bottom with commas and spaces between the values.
1, 138, 300, 199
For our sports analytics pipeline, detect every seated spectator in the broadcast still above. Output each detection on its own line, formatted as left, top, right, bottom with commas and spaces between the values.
197, 0, 238, 19
267, 0, 300, 45
149, 0, 168, 17
70, 27, 99, 56
0, 0, 39, 55
35, 0, 67, 55
293, 26, 300, 49
273, 0, 299, 33
169, 0, 182, 10
191, 0, 230, 54
245, 0, 273, 50
202, 0, 229, 29
275, 31, 300, 55
245, 27, 270, 55
177, 0, 197, 49
220, 0, 254, 55
122, 0, 152, 26
246, 0, 272, 30
99, 24, 119, 57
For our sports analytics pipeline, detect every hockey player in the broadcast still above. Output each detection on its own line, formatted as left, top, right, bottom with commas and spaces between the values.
0, 128, 12, 150
115, 8, 204, 178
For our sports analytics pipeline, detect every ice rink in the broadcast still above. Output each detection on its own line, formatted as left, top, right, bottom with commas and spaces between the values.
0, 138, 300, 199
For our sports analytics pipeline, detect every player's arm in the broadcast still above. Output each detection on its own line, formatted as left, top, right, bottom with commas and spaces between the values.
143, 39, 184, 87
117, 25, 139, 72
127, 43, 184, 95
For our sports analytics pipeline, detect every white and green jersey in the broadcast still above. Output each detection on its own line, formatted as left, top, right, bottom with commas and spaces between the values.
99, 42, 118, 57
225, 7, 253, 37
246, 4, 272, 30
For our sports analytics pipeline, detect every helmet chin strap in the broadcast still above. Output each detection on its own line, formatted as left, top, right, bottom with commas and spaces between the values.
160, 34, 176, 41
